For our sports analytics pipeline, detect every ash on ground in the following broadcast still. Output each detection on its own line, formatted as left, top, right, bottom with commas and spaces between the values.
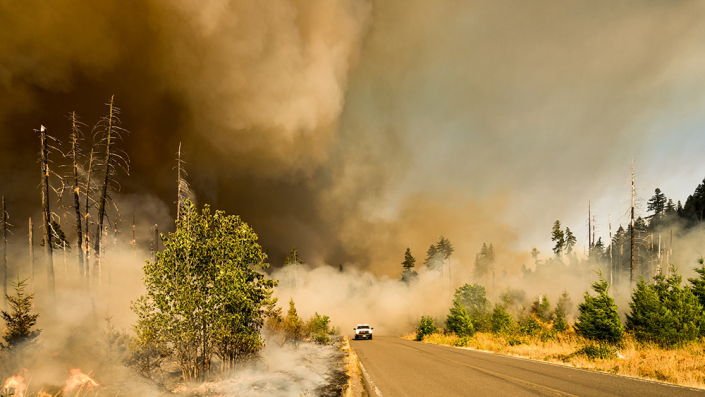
187, 339, 348, 397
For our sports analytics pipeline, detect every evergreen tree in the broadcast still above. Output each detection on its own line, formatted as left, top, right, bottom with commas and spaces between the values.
1, 278, 40, 349
446, 299, 474, 337
402, 247, 416, 270
530, 295, 554, 323
688, 257, 705, 309
400, 248, 419, 284
627, 268, 703, 346
285, 247, 305, 266
424, 244, 442, 270
574, 274, 623, 345
682, 178, 705, 226
473, 243, 491, 279
530, 247, 540, 265
415, 315, 438, 341
564, 228, 576, 255
647, 188, 667, 217
551, 220, 565, 258
554, 290, 573, 332
285, 298, 303, 343
491, 305, 515, 333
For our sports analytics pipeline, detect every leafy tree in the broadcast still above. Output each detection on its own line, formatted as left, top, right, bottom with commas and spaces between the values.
564, 228, 576, 255
454, 284, 491, 315
1, 278, 40, 349
530, 295, 554, 323
131, 201, 275, 380
306, 312, 333, 344
551, 220, 565, 258
415, 315, 438, 341
647, 188, 667, 217
446, 299, 474, 337
574, 274, 623, 345
627, 268, 703, 346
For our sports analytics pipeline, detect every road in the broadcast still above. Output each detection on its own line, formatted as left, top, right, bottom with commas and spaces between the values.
351, 336, 703, 397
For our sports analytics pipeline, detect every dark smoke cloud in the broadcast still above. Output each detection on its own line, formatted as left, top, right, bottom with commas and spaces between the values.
2, 0, 705, 275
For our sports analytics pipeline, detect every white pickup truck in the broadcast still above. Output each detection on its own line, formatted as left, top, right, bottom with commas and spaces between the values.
353, 324, 373, 340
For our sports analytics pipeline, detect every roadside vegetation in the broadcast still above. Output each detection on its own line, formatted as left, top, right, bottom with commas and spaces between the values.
407, 261, 705, 389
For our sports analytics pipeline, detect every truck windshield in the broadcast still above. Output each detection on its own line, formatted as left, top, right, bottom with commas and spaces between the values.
357, 325, 370, 329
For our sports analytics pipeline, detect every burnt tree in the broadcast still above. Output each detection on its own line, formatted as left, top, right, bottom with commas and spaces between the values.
39, 125, 56, 298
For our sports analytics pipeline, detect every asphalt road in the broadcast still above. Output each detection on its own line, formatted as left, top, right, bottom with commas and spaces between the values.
351, 336, 704, 397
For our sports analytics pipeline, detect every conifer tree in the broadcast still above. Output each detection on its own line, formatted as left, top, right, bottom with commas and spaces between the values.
574, 274, 623, 345
1, 278, 40, 349
564, 228, 576, 255
627, 267, 703, 346
554, 290, 573, 332
424, 244, 441, 270
551, 220, 565, 258
401, 248, 418, 284
446, 299, 474, 337
688, 257, 705, 309
402, 248, 416, 270
531, 295, 554, 323
647, 188, 667, 217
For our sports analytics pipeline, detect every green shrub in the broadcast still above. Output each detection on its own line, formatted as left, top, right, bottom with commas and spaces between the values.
416, 315, 438, 341
446, 299, 475, 337
471, 312, 493, 333
531, 295, 554, 323
574, 274, 623, 345
518, 315, 543, 336
491, 305, 515, 334
627, 268, 703, 347
574, 344, 617, 360
451, 336, 472, 347
306, 312, 333, 344
553, 311, 570, 333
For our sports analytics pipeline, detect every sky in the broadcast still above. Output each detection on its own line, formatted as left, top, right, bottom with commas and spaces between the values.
2, 0, 705, 275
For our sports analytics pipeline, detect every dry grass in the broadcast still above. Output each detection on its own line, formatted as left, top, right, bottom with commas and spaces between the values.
339, 335, 363, 397
402, 331, 705, 389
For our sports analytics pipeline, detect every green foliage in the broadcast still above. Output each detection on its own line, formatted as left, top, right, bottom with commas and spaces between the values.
424, 244, 442, 270
556, 289, 573, 320
554, 311, 570, 333
415, 315, 438, 341
551, 220, 565, 257
574, 274, 623, 345
574, 344, 618, 360
626, 268, 703, 347
1, 278, 40, 349
688, 257, 705, 311
285, 298, 304, 344
446, 299, 474, 337
131, 201, 275, 380
518, 315, 543, 336
530, 295, 554, 323
473, 243, 495, 279
402, 247, 416, 270
306, 312, 333, 344
491, 305, 515, 334
454, 284, 491, 316
436, 236, 455, 260
647, 188, 667, 217
564, 228, 576, 255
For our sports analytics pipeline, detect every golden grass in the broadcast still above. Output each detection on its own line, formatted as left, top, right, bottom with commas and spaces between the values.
339, 335, 362, 397
402, 331, 705, 389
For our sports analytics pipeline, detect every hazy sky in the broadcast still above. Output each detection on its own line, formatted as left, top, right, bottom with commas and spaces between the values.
2, 0, 705, 273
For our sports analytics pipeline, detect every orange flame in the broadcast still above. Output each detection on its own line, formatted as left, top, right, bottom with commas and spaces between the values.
3, 375, 27, 397
65, 369, 99, 391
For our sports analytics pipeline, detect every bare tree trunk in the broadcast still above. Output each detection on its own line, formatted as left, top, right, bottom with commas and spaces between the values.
132, 213, 136, 258
94, 97, 115, 281
29, 217, 34, 292
630, 158, 635, 288
2, 196, 6, 308
40, 125, 56, 298
84, 149, 94, 288
70, 112, 84, 280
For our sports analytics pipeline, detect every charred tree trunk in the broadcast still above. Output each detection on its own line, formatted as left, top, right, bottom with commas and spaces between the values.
2, 196, 6, 308
630, 158, 635, 288
70, 112, 84, 279
84, 149, 94, 286
40, 126, 56, 298
94, 96, 115, 283
29, 217, 34, 292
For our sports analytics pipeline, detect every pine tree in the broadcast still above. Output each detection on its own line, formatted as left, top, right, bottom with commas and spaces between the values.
530, 248, 540, 265
574, 274, 623, 345
473, 243, 490, 279
627, 268, 703, 346
445, 299, 474, 337
647, 188, 667, 217
424, 244, 441, 270
1, 278, 40, 349
285, 298, 303, 343
688, 257, 705, 309
551, 220, 565, 258
554, 290, 573, 332
531, 295, 554, 323
564, 228, 576, 255
402, 248, 416, 270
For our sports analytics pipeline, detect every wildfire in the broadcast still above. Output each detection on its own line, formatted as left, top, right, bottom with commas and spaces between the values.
65, 369, 99, 392
3, 375, 28, 397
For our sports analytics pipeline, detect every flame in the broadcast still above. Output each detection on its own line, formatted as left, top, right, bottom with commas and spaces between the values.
3, 375, 27, 397
65, 369, 99, 391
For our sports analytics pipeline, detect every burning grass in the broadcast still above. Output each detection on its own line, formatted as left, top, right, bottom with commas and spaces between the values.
402, 331, 705, 389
